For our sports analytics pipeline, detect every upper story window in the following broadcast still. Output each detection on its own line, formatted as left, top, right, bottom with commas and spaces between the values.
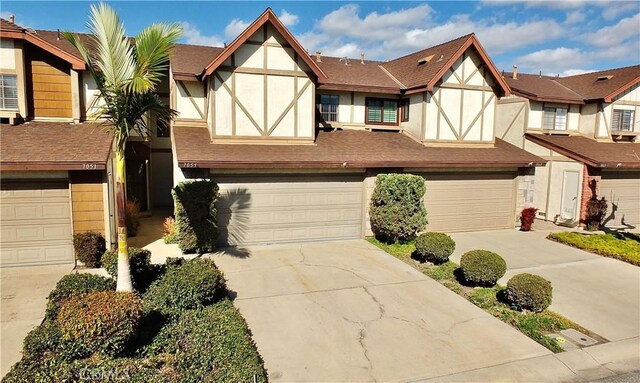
366, 98, 398, 125
543, 106, 567, 130
316, 94, 339, 122
400, 99, 410, 122
0, 74, 18, 110
611, 109, 634, 132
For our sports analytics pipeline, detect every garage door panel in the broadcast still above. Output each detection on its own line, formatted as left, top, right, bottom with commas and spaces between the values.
1, 182, 74, 267
422, 172, 515, 232
215, 176, 364, 245
600, 172, 640, 228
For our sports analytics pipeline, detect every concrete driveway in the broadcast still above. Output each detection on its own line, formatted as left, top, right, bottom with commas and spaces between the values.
449, 228, 640, 343
0, 264, 72, 377
211, 240, 549, 382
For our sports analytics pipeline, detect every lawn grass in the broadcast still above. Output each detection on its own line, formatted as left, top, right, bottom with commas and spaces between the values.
367, 237, 587, 353
548, 232, 640, 266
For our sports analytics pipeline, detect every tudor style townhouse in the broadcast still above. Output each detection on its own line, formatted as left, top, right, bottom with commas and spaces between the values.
495, 65, 640, 230
1, 9, 550, 267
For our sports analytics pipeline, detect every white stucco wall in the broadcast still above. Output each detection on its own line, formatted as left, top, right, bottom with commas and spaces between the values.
423, 51, 496, 143
209, 22, 314, 140
176, 80, 205, 120
0, 38, 16, 70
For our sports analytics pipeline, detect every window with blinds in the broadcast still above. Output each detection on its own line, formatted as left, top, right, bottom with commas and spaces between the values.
366, 98, 398, 125
543, 106, 568, 130
316, 94, 339, 122
612, 109, 634, 132
0, 74, 18, 110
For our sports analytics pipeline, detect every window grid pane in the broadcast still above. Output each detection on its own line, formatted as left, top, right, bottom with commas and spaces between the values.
0, 74, 18, 110
543, 107, 555, 129
555, 108, 567, 130
317, 94, 339, 122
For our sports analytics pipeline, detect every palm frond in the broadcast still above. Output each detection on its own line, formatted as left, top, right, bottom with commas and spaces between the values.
130, 23, 182, 93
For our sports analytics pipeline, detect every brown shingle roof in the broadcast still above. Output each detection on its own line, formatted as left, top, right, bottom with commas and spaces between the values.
1, 122, 114, 170
380, 34, 471, 90
171, 44, 223, 79
556, 65, 640, 102
525, 133, 640, 168
504, 72, 584, 104
174, 126, 545, 169
0, 18, 24, 33
316, 56, 401, 94
506, 65, 640, 103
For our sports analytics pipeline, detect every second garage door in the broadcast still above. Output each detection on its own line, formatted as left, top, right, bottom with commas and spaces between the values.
214, 175, 364, 246
422, 172, 516, 232
600, 171, 640, 229
0, 181, 74, 267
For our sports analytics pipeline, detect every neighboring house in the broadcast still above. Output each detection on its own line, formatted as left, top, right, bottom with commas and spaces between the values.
0, 8, 546, 266
169, 9, 544, 246
496, 65, 640, 230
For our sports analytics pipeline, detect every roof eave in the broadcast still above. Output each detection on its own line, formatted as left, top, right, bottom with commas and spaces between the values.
524, 133, 601, 167
0, 161, 108, 171
511, 89, 585, 104
1, 30, 86, 70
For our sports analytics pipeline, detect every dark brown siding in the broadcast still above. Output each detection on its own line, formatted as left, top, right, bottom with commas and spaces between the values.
70, 171, 105, 235
26, 44, 72, 118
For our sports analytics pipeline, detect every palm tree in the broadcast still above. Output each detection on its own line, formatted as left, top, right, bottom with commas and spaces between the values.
64, 3, 181, 291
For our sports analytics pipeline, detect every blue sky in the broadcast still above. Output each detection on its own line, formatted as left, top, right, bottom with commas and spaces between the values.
3, 1, 639, 76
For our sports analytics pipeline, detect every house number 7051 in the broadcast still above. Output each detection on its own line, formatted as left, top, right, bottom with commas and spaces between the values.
82, 163, 98, 169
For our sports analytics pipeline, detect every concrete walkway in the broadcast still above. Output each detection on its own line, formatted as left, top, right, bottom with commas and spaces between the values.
210, 240, 550, 382
449, 227, 640, 343
0, 264, 72, 377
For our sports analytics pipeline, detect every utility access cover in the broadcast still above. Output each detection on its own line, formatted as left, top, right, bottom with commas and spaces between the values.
560, 329, 599, 347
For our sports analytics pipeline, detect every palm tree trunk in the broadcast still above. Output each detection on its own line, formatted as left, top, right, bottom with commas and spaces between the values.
115, 150, 134, 292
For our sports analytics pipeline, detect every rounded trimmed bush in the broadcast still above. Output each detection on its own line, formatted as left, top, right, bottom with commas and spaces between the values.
414, 232, 455, 263
172, 180, 219, 254
369, 174, 427, 243
506, 273, 552, 312
144, 258, 226, 318
459, 250, 507, 286
73, 231, 106, 268
46, 273, 115, 320
56, 291, 143, 357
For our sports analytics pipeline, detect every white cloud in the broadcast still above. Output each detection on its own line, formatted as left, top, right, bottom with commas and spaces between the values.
224, 19, 249, 39
516, 47, 587, 74
179, 21, 223, 46
279, 10, 299, 27
565, 10, 586, 24
585, 12, 640, 47
300, 4, 565, 60
561, 69, 596, 76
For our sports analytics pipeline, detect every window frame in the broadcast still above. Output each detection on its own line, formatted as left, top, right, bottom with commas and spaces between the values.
0, 74, 19, 111
365, 97, 399, 126
542, 105, 568, 130
400, 98, 410, 122
611, 109, 635, 132
316, 94, 340, 123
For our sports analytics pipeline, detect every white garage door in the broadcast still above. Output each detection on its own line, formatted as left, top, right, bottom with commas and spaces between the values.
214, 175, 364, 246
422, 172, 516, 232
0, 181, 74, 267
600, 171, 640, 229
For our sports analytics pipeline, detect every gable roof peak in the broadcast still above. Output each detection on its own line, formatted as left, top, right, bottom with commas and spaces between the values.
200, 7, 326, 80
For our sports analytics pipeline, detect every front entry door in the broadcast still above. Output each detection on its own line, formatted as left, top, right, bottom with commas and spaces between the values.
561, 170, 580, 221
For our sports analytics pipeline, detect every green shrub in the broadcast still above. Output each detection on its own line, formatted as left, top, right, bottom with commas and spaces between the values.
414, 232, 455, 263
369, 174, 427, 243
144, 258, 226, 318
22, 321, 62, 359
143, 300, 267, 382
101, 247, 160, 292
2, 354, 73, 383
126, 200, 141, 237
46, 273, 115, 320
72, 232, 106, 268
172, 180, 219, 253
71, 356, 168, 382
56, 291, 143, 357
460, 250, 507, 286
163, 216, 179, 244
506, 273, 553, 312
